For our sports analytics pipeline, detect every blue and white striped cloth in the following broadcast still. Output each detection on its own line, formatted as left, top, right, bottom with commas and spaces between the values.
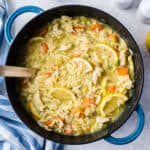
0, 95, 64, 150
0, 1, 64, 149
0, 95, 43, 150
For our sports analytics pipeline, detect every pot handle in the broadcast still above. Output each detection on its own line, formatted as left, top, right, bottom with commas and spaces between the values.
104, 104, 144, 145
5, 6, 44, 44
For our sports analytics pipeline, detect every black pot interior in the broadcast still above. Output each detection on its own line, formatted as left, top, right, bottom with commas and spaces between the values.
5, 5, 144, 144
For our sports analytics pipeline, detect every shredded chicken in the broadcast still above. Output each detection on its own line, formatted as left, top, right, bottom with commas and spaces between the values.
92, 66, 103, 84
33, 90, 43, 111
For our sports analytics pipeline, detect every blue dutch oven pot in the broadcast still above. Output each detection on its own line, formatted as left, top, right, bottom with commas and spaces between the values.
4, 5, 144, 145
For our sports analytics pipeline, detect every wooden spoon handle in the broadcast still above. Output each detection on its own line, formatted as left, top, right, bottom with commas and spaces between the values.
0, 65, 34, 78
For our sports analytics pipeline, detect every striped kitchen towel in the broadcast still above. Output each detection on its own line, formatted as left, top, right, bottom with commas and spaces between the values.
0, 0, 64, 149
0, 95, 64, 150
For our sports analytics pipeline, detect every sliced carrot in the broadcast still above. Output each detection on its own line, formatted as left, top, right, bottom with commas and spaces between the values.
82, 97, 90, 108
41, 42, 49, 54
71, 31, 77, 35
82, 96, 95, 109
85, 127, 90, 132
72, 25, 84, 34
64, 129, 72, 135
116, 67, 128, 76
89, 98, 95, 104
91, 23, 103, 31
74, 25, 84, 30
64, 125, 74, 135
88, 70, 94, 74
57, 115, 65, 122
43, 72, 52, 78
109, 33, 119, 42
38, 27, 48, 36
74, 107, 85, 118
51, 64, 60, 71
71, 54, 80, 58
45, 120, 52, 126
109, 85, 116, 92
80, 112, 85, 118
73, 25, 85, 32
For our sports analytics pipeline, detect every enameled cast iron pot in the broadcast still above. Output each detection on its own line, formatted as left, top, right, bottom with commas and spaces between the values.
4, 5, 144, 145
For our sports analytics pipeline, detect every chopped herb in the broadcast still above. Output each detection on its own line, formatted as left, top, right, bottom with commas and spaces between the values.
88, 75, 92, 81
114, 60, 119, 66
107, 64, 113, 70
80, 16, 88, 22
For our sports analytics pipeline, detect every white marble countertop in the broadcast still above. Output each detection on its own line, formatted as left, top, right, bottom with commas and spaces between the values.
4, 0, 150, 149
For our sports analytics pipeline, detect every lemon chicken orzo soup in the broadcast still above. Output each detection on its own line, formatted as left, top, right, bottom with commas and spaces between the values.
18, 16, 134, 135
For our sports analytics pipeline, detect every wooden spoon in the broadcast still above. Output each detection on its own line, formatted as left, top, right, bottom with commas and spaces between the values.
0, 65, 35, 78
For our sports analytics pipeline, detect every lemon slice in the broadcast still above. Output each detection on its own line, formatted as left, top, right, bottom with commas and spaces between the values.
50, 88, 76, 101
99, 93, 128, 117
96, 43, 118, 69
72, 58, 93, 73
146, 32, 150, 53
96, 43, 118, 58
28, 101, 40, 119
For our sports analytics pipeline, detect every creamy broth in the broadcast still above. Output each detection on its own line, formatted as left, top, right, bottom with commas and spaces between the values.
19, 16, 134, 135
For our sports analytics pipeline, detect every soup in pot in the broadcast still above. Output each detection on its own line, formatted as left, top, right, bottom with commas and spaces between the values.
18, 16, 134, 135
